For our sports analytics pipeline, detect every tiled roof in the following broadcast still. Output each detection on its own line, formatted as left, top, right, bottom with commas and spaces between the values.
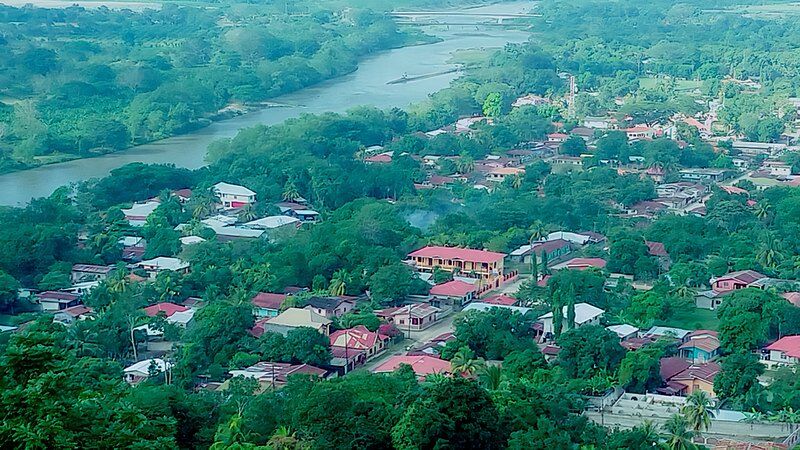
38, 291, 81, 301
72, 264, 114, 274
531, 239, 570, 255
430, 280, 477, 297
372, 355, 451, 376
252, 293, 287, 310
305, 296, 354, 311
58, 305, 93, 317
330, 325, 388, 350
481, 294, 517, 306
645, 241, 669, 257
679, 336, 720, 353
552, 257, 607, 270
766, 335, 800, 359
144, 302, 189, 318
660, 356, 691, 381
408, 246, 506, 264
716, 270, 767, 285
781, 292, 800, 307
671, 362, 721, 382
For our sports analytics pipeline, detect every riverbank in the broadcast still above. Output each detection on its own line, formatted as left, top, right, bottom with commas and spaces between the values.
0, 2, 532, 205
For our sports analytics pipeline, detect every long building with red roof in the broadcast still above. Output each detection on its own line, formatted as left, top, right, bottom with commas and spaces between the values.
407, 246, 506, 280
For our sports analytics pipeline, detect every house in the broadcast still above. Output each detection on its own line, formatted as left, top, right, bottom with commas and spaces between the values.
660, 360, 721, 398
762, 160, 792, 177
547, 132, 569, 143
645, 241, 671, 271
607, 324, 639, 340
680, 168, 730, 183
53, 305, 94, 325
782, 292, 800, 307
513, 94, 550, 108
364, 153, 392, 164
37, 291, 82, 312
136, 257, 190, 279
122, 201, 160, 226
678, 330, 721, 363
481, 294, 517, 307
642, 326, 691, 341
123, 358, 170, 385
627, 201, 668, 218
407, 246, 505, 282
583, 116, 615, 129
695, 289, 734, 310
711, 270, 768, 293
260, 307, 332, 336
538, 303, 604, 336
244, 215, 301, 232
486, 167, 525, 183
172, 188, 193, 203
303, 296, 356, 319
71, 264, 115, 283
509, 239, 572, 266
330, 325, 390, 360
429, 280, 477, 307
179, 236, 206, 247
229, 361, 327, 389
571, 127, 595, 141
624, 126, 655, 140
144, 302, 188, 318
252, 292, 287, 318
550, 257, 607, 271
213, 182, 256, 209
552, 155, 583, 168
376, 303, 440, 332
765, 336, 800, 365
372, 355, 451, 378
462, 302, 532, 315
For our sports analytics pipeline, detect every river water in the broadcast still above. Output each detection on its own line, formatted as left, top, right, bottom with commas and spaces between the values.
0, 2, 532, 206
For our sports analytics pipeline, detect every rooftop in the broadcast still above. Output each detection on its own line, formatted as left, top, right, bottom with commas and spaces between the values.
267, 307, 332, 330
213, 181, 256, 197
137, 257, 190, 272
372, 355, 451, 376
539, 302, 604, 324
245, 215, 301, 229
408, 246, 506, 264
252, 293, 287, 310
766, 335, 800, 359
144, 302, 189, 318
330, 325, 389, 350
429, 280, 477, 297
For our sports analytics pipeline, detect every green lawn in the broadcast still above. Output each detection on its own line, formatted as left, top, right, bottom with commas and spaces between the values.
656, 307, 720, 331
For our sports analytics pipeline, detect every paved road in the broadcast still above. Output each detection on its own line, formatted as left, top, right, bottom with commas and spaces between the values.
361, 314, 457, 372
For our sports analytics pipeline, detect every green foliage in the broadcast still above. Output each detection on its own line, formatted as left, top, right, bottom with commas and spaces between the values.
557, 325, 626, 379
259, 328, 332, 367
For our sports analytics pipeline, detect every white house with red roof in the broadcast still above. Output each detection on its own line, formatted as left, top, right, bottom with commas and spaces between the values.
407, 246, 506, 282
429, 280, 477, 307
624, 126, 655, 140
330, 325, 390, 360
765, 336, 800, 365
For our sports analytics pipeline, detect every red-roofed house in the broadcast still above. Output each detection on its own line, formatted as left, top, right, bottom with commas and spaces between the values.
646, 241, 671, 271
330, 325, 390, 360
372, 355, 451, 378
551, 257, 607, 271
429, 280, 477, 306
481, 294, 517, 307
252, 293, 287, 318
720, 185, 749, 196
659, 357, 720, 397
36, 291, 82, 312
365, 153, 392, 164
547, 132, 568, 143
144, 302, 189, 318
711, 270, 767, 293
53, 305, 94, 325
765, 336, 800, 365
781, 292, 800, 307
408, 246, 506, 281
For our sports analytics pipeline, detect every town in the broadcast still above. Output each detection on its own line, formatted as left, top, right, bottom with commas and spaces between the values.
2, 0, 800, 449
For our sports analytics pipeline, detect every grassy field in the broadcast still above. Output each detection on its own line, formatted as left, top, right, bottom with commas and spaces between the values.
448, 48, 494, 66
638, 76, 703, 93
656, 307, 720, 331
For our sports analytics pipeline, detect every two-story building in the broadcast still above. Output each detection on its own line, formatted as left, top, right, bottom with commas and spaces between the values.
678, 330, 721, 363
213, 182, 256, 209
136, 257, 190, 279
303, 296, 356, 319
407, 246, 506, 283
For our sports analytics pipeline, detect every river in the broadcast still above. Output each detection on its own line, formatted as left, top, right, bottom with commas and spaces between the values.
0, 2, 533, 206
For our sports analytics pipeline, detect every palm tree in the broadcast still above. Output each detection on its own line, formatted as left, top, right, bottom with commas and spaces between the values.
757, 237, 784, 269
282, 180, 301, 202
529, 221, 548, 242
329, 269, 349, 297
662, 414, 695, 450
637, 420, 661, 447
268, 426, 309, 450
511, 174, 522, 189
237, 202, 258, 222
754, 201, 772, 221
681, 390, 714, 436
450, 347, 484, 377
456, 154, 475, 174
478, 364, 504, 390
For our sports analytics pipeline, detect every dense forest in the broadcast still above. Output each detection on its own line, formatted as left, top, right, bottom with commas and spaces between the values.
0, 0, 436, 172
2, 0, 800, 448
